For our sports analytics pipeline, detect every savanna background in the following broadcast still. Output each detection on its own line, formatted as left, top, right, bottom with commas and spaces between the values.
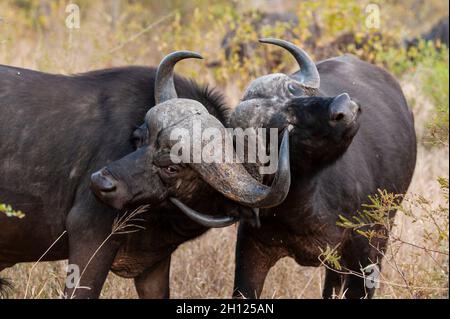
0, 0, 448, 298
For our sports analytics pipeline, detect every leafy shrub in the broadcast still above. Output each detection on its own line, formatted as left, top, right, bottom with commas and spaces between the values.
321, 178, 449, 298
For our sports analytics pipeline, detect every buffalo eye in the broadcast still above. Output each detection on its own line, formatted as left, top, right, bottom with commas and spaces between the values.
287, 83, 304, 96
164, 165, 178, 173
155, 154, 184, 177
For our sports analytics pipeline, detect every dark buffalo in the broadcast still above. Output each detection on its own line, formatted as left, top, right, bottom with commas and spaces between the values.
229, 39, 416, 298
0, 52, 290, 298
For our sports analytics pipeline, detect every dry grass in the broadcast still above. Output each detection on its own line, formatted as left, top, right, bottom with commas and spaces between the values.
1, 0, 448, 298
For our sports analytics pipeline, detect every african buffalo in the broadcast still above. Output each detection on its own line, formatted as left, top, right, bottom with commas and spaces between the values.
229, 39, 416, 298
0, 52, 289, 298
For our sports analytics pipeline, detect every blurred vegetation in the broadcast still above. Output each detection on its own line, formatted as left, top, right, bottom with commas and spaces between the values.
378, 42, 449, 145
1, 0, 447, 145
0, 0, 448, 299
419, 47, 449, 146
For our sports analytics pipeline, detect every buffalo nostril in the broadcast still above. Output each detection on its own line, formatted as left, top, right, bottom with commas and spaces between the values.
100, 180, 116, 192
91, 171, 117, 193
329, 93, 358, 123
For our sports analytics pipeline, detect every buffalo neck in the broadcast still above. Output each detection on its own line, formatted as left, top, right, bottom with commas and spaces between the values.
260, 168, 319, 222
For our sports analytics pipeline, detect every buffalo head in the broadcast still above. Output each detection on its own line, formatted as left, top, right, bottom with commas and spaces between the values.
90, 51, 291, 227
230, 38, 361, 173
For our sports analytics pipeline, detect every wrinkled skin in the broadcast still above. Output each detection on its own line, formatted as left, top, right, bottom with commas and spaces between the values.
0, 65, 236, 298
230, 53, 416, 299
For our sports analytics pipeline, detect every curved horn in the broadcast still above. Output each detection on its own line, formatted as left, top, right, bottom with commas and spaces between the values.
191, 128, 291, 208
169, 197, 238, 228
259, 38, 320, 89
155, 51, 203, 104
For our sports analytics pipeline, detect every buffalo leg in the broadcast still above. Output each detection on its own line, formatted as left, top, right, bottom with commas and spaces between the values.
343, 258, 383, 299
322, 268, 343, 298
342, 234, 385, 299
64, 199, 122, 299
134, 256, 171, 299
233, 223, 279, 299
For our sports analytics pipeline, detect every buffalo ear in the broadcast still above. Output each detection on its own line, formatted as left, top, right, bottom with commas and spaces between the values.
131, 125, 146, 149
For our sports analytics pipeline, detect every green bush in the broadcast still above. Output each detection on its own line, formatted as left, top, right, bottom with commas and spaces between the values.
420, 47, 449, 146
0, 203, 24, 218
